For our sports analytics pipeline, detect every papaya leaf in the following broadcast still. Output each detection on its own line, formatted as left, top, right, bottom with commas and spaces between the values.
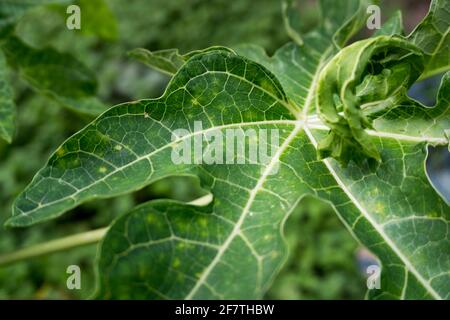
129, 46, 234, 76
315, 36, 424, 164
235, 0, 378, 115
374, 11, 404, 37
282, 0, 303, 46
319, 0, 377, 47
370, 71, 449, 148
408, 0, 450, 79
8, 0, 450, 300
129, 48, 186, 76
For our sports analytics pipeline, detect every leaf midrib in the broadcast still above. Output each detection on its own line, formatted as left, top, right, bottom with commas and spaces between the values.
184, 46, 328, 299
12, 119, 301, 219
184, 122, 305, 299
299, 42, 444, 297
304, 125, 443, 300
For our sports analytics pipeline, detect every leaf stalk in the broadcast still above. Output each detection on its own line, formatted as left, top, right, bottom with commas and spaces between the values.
0, 228, 108, 267
0, 194, 212, 267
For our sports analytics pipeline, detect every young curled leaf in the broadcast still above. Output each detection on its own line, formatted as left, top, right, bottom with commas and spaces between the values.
315, 36, 424, 165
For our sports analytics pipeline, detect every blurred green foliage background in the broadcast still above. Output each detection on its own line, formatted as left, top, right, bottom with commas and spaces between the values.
0, 0, 440, 299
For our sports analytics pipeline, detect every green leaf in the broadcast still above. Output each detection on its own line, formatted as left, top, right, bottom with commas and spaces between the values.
374, 11, 404, 36
129, 48, 186, 76
8, 0, 450, 300
371, 72, 449, 146
315, 36, 424, 164
9, 48, 450, 299
7, 49, 292, 227
235, 0, 378, 115
0, 48, 14, 143
0, 35, 106, 115
234, 36, 329, 117
408, 0, 450, 79
129, 46, 234, 76
78, 0, 117, 40
0, 0, 68, 29
282, 0, 303, 45
319, 0, 377, 47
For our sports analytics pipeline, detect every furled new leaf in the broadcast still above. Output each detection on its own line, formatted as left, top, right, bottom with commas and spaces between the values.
315, 36, 424, 164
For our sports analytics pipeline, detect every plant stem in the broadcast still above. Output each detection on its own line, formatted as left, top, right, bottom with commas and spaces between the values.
0, 194, 213, 267
0, 227, 108, 267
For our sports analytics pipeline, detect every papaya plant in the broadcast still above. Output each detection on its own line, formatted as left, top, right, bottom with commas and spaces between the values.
1, 0, 449, 300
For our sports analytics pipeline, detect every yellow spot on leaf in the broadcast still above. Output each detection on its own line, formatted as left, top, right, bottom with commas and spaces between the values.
172, 258, 181, 268
374, 202, 385, 213
56, 148, 66, 157
264, 234, 273, 241
428, 211, 438, 217
146, 214, 155, 223
177, 242, 185, 249
198, 217, 208, 228
260, 79, 276, 96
